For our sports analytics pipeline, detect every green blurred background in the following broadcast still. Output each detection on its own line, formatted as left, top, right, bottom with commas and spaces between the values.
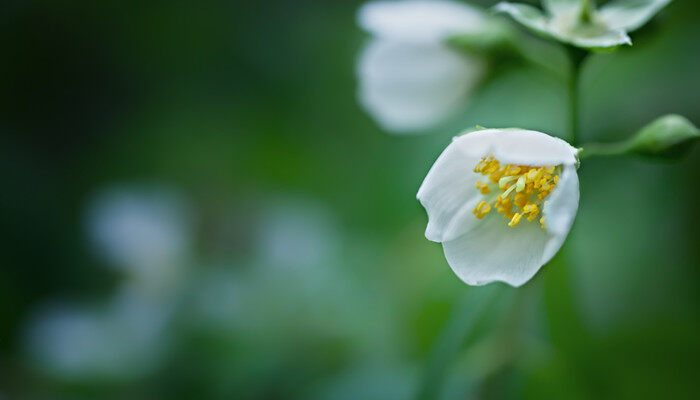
1, 0, 699, 398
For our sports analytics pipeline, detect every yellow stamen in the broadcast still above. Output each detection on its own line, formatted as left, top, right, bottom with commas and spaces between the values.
475, 181, 490, 194
472, 201, 491, 219
508, 213, 523, 227
471, 156, 560, 229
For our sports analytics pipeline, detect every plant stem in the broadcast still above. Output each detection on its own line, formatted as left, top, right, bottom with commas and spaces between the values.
416, 285, 501, 400
567, 47, 587, 147
578, 140, 633, 160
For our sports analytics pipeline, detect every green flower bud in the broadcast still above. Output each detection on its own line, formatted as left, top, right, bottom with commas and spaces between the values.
627, 115, 699, 160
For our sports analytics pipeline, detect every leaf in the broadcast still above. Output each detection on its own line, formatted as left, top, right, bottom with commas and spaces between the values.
629, 114, 700, 160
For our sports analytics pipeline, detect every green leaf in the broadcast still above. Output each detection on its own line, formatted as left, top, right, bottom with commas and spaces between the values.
579, 114, 699, 161
597, 0, 672, 32
628, 114, 699, 160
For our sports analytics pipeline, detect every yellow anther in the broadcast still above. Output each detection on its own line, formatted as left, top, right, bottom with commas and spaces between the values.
473, 156, 560, 229
540, 216, 547, 228
475, 181, 490, 194
508, 213, 523, 227
514, 193, 528, 208
472, 201, 491, 219
506, 166, 521, 176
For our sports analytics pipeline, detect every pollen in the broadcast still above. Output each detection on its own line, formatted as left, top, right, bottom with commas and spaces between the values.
472, 156, 560, 228
472, 200, 491, 219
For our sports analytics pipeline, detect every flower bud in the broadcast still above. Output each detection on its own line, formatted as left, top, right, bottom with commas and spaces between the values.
628, 114, 699, 160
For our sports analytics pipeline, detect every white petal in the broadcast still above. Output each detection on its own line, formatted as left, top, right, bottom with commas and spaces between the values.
542, 0, 585, 18
358, 0, 487, 43
417, 130, 496, 242
494, 2, 551, 38
488, 129, 578, 166
597, 0, 671, 32
553, 25, 632, 48
442, 213, 555, 287
357, 39, 483, 133
543, 164, 579, 237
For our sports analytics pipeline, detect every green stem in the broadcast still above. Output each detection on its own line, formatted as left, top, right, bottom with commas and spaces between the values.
416, 285, 501, 400
578, 140, 633, 160
567, 47, 587, 147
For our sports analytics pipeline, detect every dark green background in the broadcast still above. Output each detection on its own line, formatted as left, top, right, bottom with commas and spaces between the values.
1, 0, 699, 398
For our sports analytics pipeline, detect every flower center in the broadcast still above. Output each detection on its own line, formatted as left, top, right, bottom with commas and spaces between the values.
471, 156, 560, 228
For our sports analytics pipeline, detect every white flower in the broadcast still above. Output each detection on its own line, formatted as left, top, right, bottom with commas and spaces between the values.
496, 0, 671, 49
357, 0, 488, 133
24, 287, 170, 380
86, 185, 191, 288
417, 128, 580, 287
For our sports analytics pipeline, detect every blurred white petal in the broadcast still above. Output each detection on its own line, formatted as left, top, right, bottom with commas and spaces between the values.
358, 0, 487, 43
496, 1, 633, 49
542, 0, 585, 18
256, 198, 341, 269
24, 288, 170, 380
358, 39, 483, 133
86, 185, 191, 286
597, 0, 671, 32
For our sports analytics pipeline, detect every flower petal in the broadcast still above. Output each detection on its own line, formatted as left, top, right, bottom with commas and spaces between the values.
494, 2, 551, 38
597, 0, 671, 32
358, 0, 487, 43
543, 163, 579, 237
441, 212, 556, 287
555, 24, 632, 49
488, 129, 578, 166
357, 39, 483, 133
542, 0, 585, 18
417, 130, 497, 242
496, 1, 632, 49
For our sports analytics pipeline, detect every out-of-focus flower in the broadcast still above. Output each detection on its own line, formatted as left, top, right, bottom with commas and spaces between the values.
24, 287, 171, 380
86, 185, 191, 289
256, 199, 340, 270
417, 128, 579, 286
356, 0, 488, 133
496, 0, 671, 50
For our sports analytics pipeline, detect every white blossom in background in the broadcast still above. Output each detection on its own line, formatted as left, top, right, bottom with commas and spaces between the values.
24, 287, 171, 380
256, 199, 341, 270
417, 128, 579, 286
496, 0, 672, 49
357, 0, 488, 133
86, 185, 191, 289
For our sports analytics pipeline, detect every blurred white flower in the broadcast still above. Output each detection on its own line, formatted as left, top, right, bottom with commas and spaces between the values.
357, 0, 488, 133
417, 128, 579, 286
24, 287, 171, 380
496, 0, 671, 49
256, 199, 340, 270
86, 185, 191, 288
